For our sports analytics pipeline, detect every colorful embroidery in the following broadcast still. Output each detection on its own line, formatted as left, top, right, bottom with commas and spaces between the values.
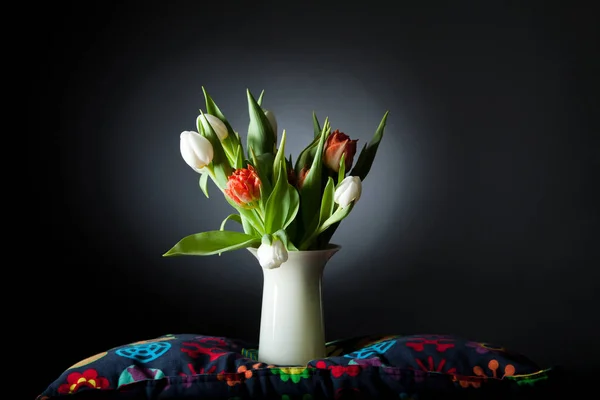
181, 340, 227, 362
414, 356, 457, 374
131, 334, 176, 345
115, 341, 171, 363
466, 341, 506, 354
117, 365, 165, 387
344, 339, 396, 359
271, 367, 312, 383
57, 369, 110, 394
38, 333, 552, 400
68, 351, 107, 369
406, 336, 455, 352
474, 359, 515, 379
216, 371, 243, 386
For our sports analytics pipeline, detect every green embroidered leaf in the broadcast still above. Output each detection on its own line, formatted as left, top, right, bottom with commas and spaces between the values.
163, 230, 260, 256
220, 214, 242, 231
350, 111, 389, 181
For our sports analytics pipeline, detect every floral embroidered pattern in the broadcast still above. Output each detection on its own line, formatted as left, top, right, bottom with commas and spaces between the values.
271, 367, 312, 383
406, 336, 455, 352
57, 369, 110, 394
115, 341, 171, 363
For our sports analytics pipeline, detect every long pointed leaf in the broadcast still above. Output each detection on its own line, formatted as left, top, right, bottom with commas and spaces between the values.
163, 230, 260, 256
299, 118, 331, 240
199, 173, 209, 198
350, 111, 389, 181
246, 89, 275, 157
312, 111, 321, 138
220, 214, 242, 231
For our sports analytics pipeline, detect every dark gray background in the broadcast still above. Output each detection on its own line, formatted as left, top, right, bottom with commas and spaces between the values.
28, 0, 597, 396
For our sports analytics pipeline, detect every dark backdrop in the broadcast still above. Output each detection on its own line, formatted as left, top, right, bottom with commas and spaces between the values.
28, 0, 598, 397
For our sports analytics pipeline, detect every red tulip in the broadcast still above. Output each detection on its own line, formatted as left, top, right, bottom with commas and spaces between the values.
323, 129, 358, 172
225, 165, 261, 208
297, 166, 310, 189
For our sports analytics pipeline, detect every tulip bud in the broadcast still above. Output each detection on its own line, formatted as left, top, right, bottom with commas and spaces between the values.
323, 129, 358, 173
297, 166, 310, 189
264, 109, 278, 141
180, 130, 214, 173
198, 113, 229, 141
334, 176, 362, 208
257, 238, 288, 269
224, 165, 262, 209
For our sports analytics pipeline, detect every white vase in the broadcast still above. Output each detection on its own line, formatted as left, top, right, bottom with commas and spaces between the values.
247, 244, 341, 366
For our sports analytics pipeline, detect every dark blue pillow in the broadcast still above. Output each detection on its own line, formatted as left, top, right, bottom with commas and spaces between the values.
37, 333, 556, 399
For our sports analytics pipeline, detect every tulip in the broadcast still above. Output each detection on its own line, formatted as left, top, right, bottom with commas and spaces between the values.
224, 165, 262, 208
334, 176, 362, 208
257, 239, 288, 269
297, 166, 310, 189
198, 113, 229, 141
323, 129, 358, 173
264, 109, 278, 140
180, 130, 214, 173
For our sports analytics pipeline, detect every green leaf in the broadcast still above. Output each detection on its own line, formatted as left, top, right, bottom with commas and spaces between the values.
163, 230, 260, 256
249, 148, 274, 204
319, 177, 335, 224
224, 194, 265, 235
312, 111, 321, 138
199, 172, 210, 198
241, 215, 259, 236
202, 87, 236, 137
318, 203, 354, 234
220, 214, 242, 231
283, 183, 299, 230
264, 160, 291, 234
257, 89, 265, 106
299, 118, 331, 239
272, 129, 287, 184
273, 229, 298, 251
246, 89, 275, 157
299, 203, 354, 250
337, 153, 346, 185
294, 132, 321, 176
197, 112, 231, 189
349, 111, 389, 181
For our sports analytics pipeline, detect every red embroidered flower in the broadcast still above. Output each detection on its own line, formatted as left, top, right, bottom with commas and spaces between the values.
224, 165, 261, 208
323, 129, 358, 172
57, 369, 109, 394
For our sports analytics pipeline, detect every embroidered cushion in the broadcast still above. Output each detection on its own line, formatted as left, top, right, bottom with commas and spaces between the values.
37, 333, 557, 399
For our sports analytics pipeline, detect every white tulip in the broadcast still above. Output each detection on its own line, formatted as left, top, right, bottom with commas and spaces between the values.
334, 176, 362, 208
180, 130, 214, 173
198, 113, 229, 141
257, 239, 288, 269
264, 109, 278, 140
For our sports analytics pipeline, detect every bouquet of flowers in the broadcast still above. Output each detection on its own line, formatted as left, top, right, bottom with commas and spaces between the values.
164, 87, 388, 269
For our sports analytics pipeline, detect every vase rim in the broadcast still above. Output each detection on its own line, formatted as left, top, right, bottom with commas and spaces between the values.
247, 243, 341, 254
